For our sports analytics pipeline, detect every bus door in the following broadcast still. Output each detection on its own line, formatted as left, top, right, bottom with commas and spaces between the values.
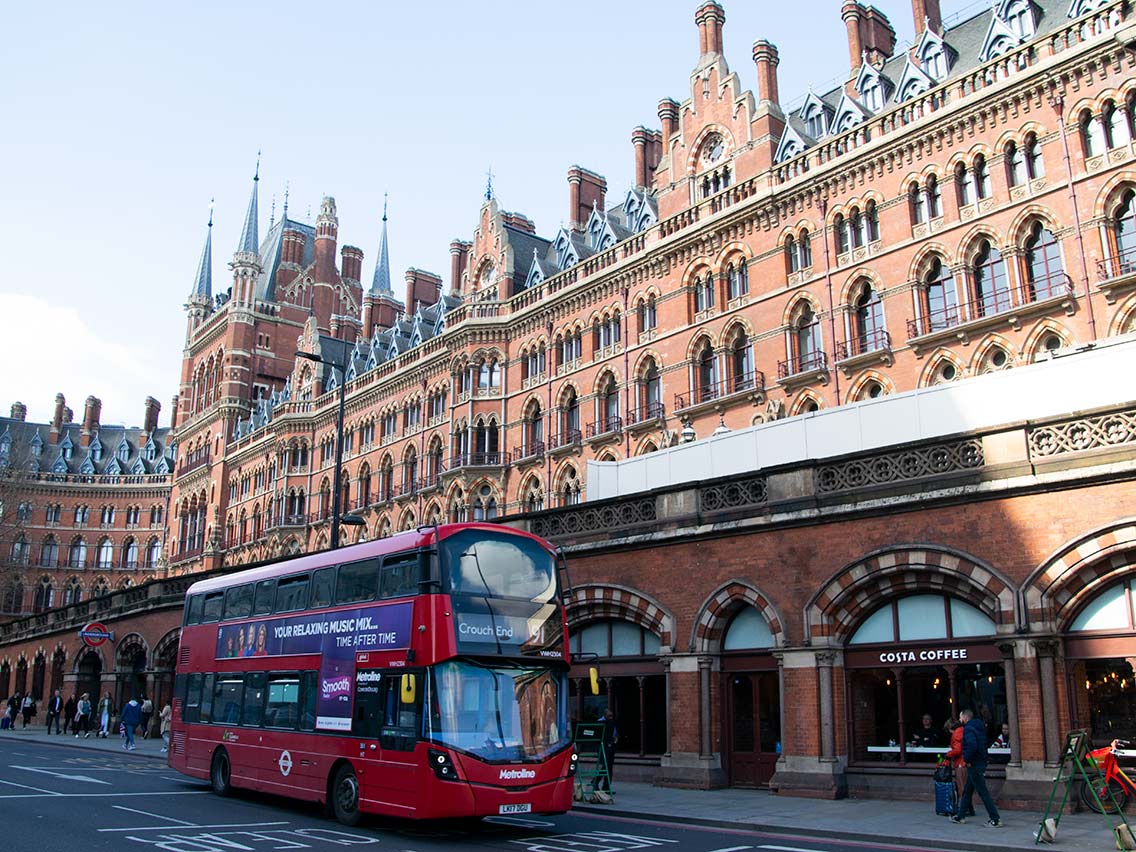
353, 669, 421, 813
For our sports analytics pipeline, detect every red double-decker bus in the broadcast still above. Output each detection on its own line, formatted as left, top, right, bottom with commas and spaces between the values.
169, 523, 577, 823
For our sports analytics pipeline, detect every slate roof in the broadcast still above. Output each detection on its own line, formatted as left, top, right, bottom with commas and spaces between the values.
252, 215, 317, 303
0, 417, 173, 477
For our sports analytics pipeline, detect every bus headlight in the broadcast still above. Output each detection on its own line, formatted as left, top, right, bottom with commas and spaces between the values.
567, 751, 579, 776
428, 748, 459, 781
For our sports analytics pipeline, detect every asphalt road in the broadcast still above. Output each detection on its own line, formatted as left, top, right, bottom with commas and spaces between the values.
0, 738, 952, 852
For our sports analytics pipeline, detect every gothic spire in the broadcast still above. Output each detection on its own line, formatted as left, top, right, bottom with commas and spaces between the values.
191, 202, 213, 299
370, 194, 392, 295
236, 153, 260, 255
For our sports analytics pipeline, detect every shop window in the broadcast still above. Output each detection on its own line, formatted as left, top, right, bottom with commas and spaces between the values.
1067, 578, 1136, 744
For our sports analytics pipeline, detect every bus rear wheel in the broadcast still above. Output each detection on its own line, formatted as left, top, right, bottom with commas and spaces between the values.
331, 764, 361, 826
210, 748, 232, 796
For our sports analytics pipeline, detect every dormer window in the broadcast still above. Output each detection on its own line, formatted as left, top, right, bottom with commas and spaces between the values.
117, 440, 130, 462
863, 81, 882, 112
1004, 0, 1035, 38
924, 46, 945, 79
804, 105, 827, 138
91, 441, 102, 462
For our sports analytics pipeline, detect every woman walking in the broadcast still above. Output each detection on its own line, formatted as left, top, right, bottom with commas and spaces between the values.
73, 692, 92, 738
97, 692, 114, 738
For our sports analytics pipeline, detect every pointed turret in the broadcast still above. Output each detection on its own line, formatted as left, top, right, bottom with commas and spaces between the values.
191, 206, 213, 300
236, 155, 260, 256
370, 195, 392, 296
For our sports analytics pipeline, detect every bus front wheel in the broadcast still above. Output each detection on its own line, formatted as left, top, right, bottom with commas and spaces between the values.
331, 764, 361, 826
210, 748, 232, 796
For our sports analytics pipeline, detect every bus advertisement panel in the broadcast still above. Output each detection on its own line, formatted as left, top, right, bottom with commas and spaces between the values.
214, 602, 412, 731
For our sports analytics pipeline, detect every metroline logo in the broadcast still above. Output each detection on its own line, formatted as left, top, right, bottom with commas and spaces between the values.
499, 768, 536, 781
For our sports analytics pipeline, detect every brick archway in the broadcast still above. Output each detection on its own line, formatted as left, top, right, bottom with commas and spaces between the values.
691, 580, 787, 653
1024, 518, 1136, 629
805, 545, 1017, 644
565, 584, 674, 650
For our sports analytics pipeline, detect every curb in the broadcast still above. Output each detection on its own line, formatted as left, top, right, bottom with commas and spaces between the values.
573, 803, 1047, 852
0, 732, 167, 762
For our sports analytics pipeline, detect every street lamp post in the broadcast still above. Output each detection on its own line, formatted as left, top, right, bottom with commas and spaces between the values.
295, 349, 363, 549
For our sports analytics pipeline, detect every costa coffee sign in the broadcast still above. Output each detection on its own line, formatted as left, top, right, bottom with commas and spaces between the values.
878, 647, 969, 663
79, 622, 113, 647
845, 642, 1001, 669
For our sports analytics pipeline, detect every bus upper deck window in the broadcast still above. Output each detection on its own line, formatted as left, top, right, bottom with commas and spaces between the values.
311, 567, 335, 609
275, 575, 309, 613
223, 584, 254, 620
185, 594, 204, 625
201, 592, 224, 623
253, 580, 275, 615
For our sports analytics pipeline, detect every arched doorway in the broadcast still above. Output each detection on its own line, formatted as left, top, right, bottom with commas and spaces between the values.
14, 658, 27, 696
76, 650, 101, 702
116, 638, 148, 710
721, 608, 781, 787
31, 652, 46, 701
50, 649, 66, 697
152, 630, 181, 717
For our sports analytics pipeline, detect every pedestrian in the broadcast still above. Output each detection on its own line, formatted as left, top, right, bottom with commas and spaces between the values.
20, 693, 34, 728
3, 694, 17, 731
159, 703, 172, 753
97, 692, 114, 738
120, 696, 141, 751
140, 695, 153, 738
63, 693, 77, 735
74, 692, 92, 738
943, 718, 973, 818
594, 707, 618, 793
45, 690, 63, 735
950, 708, 1003, 827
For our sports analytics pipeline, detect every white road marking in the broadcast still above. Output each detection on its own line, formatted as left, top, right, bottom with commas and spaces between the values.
0, 790, 208, 799
759, 845, 821, 852
10, 765, 110, 784
101, 821, 289, 833
0, 777, 60, 795
487, 816, 557, 828
112, 805, 197, 825
709, 847, 754, 852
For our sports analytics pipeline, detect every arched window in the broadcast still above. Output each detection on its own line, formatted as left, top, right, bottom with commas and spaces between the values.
909, 181, 928, 225
852, 283, 886, 353
722, 607, 774, 650
864, 201, 880, 243
641, 358, 662, 417
973, 155, 991, 200
40, 536, 58, 567
834, 213, 848, 255
562, 388, 580, 440
1024, 133, 1044, 180
472, 484, 497, 521
560, 465, 582, 506
10, 534, 28, 564
523, 479, 544, 513
955, 162, 973, 207
729, 329, 754, 392
1112, 189, 1136, 272
1006, 141, 1026, 187
525, 402, 544, 453
972, 240, 1011, 317
1, 582, 23, 614
69, 537, 87, 569
600, 375, 620, 431
1024, 222, 1065, 300
147, 539, 161, 568
637, 295, 657, 333
695, 338, 718, 402
34, 577, 53, 613
1105, 100, 1132, 149
403, 449, 418, 494
793, 304, 822, 372
695, 272, 715, 313
921, 257, 959, 333
727, 261, 749, 300
1082, 109, 1106, 158
123, 537, 138, 569
63, 578, 82, 606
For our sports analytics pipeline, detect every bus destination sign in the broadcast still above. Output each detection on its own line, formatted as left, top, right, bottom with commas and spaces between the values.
214, 602, 413, 731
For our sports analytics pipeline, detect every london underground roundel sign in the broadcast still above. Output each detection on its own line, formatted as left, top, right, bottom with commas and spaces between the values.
79, 622, 112, 647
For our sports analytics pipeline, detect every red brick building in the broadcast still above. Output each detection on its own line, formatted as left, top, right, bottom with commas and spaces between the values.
3, 0, 1136, 803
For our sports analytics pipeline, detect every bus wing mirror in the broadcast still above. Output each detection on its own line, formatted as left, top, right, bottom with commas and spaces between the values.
589, 667, 600, 696
401, 673, 417, 704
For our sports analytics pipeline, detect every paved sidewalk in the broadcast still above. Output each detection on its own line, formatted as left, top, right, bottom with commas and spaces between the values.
0, 724, 1124, 851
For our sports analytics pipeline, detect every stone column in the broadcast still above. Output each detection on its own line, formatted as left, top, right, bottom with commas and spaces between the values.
998, 641, 1022, 768
1033, 639, 1062, 766
662, 657, 673, 758
698, 656, 713, 759
776, 653, 786, 765
817, 651, 837, 762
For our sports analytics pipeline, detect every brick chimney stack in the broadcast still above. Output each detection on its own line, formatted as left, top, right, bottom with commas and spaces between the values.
632, 127, 650, 189
842, 2, 896, 71
313, 196, 339, 283
405, 269, 442, 311
142, 396, 161, 444
567, 166, 607, 232
658, 99, 680, 147
50, 393, 66, 443
80, 395, 102, 447
752, 40, 781, 106
170, 395, 180, 431
9, 402, 26, 421
647, 130, 663, 182
842, 1, 864, 71
695, 1, 725, 59
912, 0, 942, 36
449, 240, 471, 294
63, 406, 73, 424
341, 245, 363, 284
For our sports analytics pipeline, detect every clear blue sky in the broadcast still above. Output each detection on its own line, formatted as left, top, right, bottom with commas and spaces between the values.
0, 0, 980, 427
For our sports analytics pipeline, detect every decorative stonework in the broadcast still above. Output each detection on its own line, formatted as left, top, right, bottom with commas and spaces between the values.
816, 439, 983, 493
565, 584, 673, 648
1029, 409, 1136, 457
692, 580, 785, 652
530, 496, 656, 539
699, 475, 767, 512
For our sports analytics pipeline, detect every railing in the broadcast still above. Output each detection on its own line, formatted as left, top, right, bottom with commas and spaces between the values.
907, 274, 1074, 338
177, 449, 210, 477
625, 402, 665, 426
512, 441, 545, 463
172, 546, 203, 562
777, 351, 828, 380
548, 429, 582, 450
1098, 247, 1136, 280
674, 370, 766, 410
836, 329, 892, 361
587, 416, 622, 438
447, 452, 504, 469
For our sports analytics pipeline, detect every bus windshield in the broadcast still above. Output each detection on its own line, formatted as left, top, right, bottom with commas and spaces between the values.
441, 529, 557, 604
426, 660, 569, 762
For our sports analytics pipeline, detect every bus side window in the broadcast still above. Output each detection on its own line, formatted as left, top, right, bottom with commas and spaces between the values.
200, 674, 215, 723
381, 557, 419, 599
298, 671, 318, 731
223, 584, 254, 620
183, 673, 202, 723
214, 676, 244, 725
275, 575, 310, 613
253, 580, 276, 615
265, 675, 300, 729
201, 592, 224, 623
336, 558, 379, 605
185, 594, 204, 625
242, 673, 266, 727
310, 567, 335, 609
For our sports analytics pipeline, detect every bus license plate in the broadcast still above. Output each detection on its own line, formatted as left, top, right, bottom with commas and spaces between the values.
499, 803, 532, 814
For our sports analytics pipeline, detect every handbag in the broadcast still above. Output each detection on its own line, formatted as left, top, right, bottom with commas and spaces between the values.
933, 760, 953, 783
